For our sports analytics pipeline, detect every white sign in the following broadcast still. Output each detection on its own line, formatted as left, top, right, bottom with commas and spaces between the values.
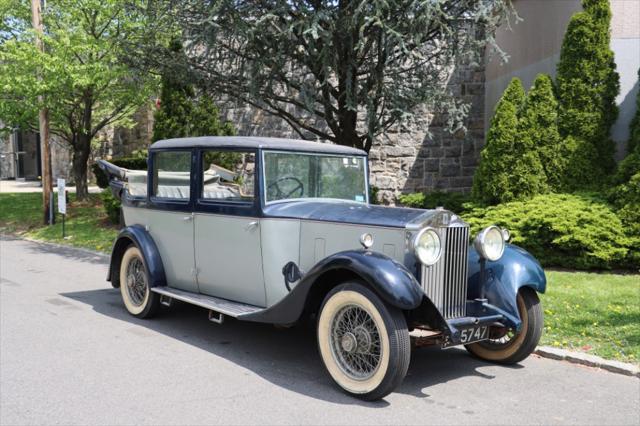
57, 178, 66, 214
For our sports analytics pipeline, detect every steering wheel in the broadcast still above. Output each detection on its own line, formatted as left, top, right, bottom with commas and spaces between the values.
268, 176, 304, 200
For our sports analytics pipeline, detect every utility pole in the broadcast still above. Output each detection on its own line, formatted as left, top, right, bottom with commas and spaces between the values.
31, 0, 53, 225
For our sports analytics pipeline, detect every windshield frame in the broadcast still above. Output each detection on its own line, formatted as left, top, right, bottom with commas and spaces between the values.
260, 149, 370, 206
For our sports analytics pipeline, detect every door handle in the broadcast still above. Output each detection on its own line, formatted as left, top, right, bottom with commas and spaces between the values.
244, 220, 259, 231
182, 215, 193, 222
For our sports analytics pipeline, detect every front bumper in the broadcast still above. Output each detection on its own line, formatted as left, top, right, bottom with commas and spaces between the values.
441, 298, 521, 347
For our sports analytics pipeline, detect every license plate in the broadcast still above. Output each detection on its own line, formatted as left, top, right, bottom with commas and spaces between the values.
458, 325, 489, 345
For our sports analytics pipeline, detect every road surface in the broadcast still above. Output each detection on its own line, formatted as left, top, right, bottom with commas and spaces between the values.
1, 236, 638, 425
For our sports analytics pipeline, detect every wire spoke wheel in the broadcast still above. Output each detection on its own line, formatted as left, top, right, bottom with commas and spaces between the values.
317, 283, 410, 400
119, 246, 160, 318
330, 305, 382, 380
126, 257, 147, 307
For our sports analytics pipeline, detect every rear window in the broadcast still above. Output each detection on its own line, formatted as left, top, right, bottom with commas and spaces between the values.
152, 151, 191, 200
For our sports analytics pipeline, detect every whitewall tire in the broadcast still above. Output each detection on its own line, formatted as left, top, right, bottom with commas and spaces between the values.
119, 246, 160, 318
317, 282, 410, 400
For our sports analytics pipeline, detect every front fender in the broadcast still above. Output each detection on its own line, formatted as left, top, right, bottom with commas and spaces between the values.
242, 250, 423, 324
467, 244, 546, 326
107, 225, 166, 288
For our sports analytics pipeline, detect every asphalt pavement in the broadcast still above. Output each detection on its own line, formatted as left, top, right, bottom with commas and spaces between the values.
1, 236, 639, 425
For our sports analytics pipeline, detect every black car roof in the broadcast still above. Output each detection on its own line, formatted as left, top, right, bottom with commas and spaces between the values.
150, 136, 367, 156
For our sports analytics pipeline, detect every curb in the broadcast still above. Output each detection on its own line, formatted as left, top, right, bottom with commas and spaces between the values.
535, 346, 639, 378
1, 233, 110, 261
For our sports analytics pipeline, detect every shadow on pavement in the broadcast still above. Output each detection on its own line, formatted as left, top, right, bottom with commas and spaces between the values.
62, 287, 521, 405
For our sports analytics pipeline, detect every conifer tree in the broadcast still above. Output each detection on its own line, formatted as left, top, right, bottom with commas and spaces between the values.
556, 0, 620, 187
152, 39, 234, 143
472, 78, 548, 204
628, 69, 640, 154
519, 74, 566, 190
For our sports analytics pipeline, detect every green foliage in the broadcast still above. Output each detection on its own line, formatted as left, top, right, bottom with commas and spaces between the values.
0, 0, 158, 198
100, 189, 121, 225
629, 69, 640, 154
556, 0, 620, 187
369, 186, 380, 205
472, 78, 548, 205
152, 40, 235, 143
519, 74, 567, 190
152, 39, 236, 169
608, 146, 640, 265
397, 191, 471, 213
133, 0, 513, 151
462, 193, 633, 270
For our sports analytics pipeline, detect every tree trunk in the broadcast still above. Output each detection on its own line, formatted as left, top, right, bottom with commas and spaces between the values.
72, 134, 91, 200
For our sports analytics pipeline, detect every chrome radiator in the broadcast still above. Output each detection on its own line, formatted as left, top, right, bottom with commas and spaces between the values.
421, 226, 470, 319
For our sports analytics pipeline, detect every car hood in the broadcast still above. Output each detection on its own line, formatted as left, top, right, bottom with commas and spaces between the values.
262, 200, 433, 228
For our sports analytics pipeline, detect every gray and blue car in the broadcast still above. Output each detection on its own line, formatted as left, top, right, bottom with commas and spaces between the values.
99, 136, 546, 400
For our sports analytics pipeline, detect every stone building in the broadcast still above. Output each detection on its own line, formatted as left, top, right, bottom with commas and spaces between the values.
221, 62, 485, 204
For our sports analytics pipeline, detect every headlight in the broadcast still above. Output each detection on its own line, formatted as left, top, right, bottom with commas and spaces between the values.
413, 228, 442, 266
474, 225, 505, 261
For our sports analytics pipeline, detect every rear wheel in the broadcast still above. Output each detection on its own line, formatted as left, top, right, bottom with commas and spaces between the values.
317, 282, 410, 400
119, 246, 160, 318
465, 287, 543, 364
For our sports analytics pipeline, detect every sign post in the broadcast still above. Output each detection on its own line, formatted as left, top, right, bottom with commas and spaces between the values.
57, 178, 66, 238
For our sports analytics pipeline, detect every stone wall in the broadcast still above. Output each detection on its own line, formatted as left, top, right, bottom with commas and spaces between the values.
221, 62, 485, 204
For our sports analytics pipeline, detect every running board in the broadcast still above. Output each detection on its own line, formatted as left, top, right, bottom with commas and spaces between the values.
151, 287, 263, 318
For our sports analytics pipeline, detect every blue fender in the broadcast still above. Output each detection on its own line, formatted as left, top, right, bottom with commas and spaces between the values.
467, 244, 546, 326
243, 250, 424, 324
107, 225, 167, 288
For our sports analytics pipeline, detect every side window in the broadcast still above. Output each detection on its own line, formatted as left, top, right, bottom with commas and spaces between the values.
201, 150, 255, 202
152, 151, 191, 200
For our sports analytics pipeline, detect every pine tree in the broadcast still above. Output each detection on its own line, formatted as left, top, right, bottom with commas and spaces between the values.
152, 40, 195, 142
472, 78, 548, 204
519, 74, 566, 190
152, 39, 235, 143
628, 69, 640, 154
556, 0, 620, 187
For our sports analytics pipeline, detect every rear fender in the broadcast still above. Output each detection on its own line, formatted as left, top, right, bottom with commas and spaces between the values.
107, 225, 166, 288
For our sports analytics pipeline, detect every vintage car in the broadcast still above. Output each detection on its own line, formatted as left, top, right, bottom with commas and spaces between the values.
99, 136, 545, 400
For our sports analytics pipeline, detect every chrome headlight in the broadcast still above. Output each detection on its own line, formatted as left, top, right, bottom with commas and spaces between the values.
413, 228, 442, 266
474, 225, 505, 261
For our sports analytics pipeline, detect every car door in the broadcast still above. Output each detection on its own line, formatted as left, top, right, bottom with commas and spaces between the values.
145, 149, 198, 293
193, 149, 265, 307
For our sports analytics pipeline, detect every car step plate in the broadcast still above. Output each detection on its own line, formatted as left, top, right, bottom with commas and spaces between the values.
151, 287, 263, 318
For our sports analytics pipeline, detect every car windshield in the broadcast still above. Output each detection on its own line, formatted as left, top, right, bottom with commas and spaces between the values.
263, 151, 368, 204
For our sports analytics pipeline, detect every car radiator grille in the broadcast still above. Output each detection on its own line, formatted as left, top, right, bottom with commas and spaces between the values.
421, 226, 470, 319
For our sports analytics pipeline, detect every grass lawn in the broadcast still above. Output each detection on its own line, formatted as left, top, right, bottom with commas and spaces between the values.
1, 192, 638, 363
0, 192, 118, 253
541, 270, 640, 364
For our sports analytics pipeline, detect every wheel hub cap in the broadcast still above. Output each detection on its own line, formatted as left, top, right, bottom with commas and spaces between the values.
341, 333, 358, 353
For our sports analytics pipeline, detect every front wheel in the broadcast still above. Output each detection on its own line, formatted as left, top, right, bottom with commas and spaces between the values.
317, 282, 410, 400
465, 287, 543, 364
119, 245, 160, 318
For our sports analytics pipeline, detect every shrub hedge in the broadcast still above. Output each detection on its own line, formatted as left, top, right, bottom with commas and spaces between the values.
461, 193, 634, 270
397, 191, 471, 213
100, 188, 121, 225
